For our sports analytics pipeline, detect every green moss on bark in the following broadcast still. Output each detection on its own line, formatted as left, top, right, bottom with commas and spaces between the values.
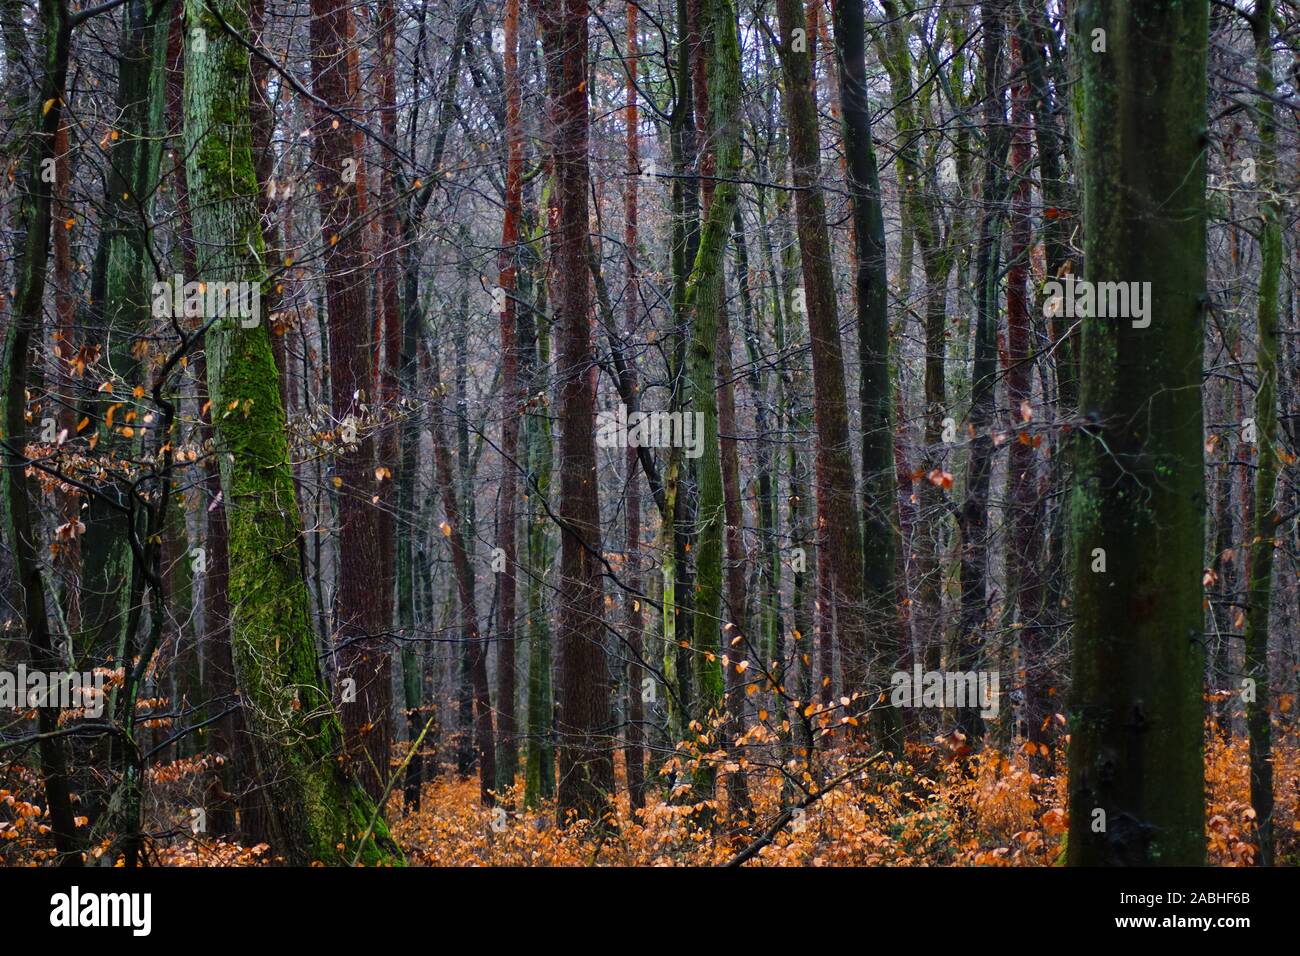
182, 0, 399, 865
1067, 0, 1209, 867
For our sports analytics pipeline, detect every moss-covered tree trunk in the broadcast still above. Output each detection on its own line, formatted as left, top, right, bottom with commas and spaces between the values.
682, 0, 741, 807
0, 0, 80, 865
830, 0, 902, 751
78, 0, 173, 665
521, 189, 555, 809
163, 7, 253, 839
1067, 0, 1208, 866
183, 0, 398, 865
660, 0, 700, 750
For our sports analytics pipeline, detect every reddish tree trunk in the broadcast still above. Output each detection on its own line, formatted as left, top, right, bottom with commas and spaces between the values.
775, 0, 870, 718
432, 371, 498, 805
622, 2, 647, 816
1005, 36, 1049, 769
494, 0, 524, 793
309, 0, 391, 803
534, 0, 616, 824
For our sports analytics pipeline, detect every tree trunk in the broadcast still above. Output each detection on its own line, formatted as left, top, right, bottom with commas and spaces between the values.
0, 0, 80, 865
956, 0, 1009, 744
1243, 0, 1280, 866
533, 0, 615, 825
184, 0, 397, 864
307, 0, 392, 804
774, 0, 869, 721
78, 0, 173, 667
495, 0, 524, 795
430, 354, 498, 805
830, 0, 902, 751
683, 0, 741, 811
1067, 0, 1208, 866
622, 2, 647, 817
522, 185, 556, 809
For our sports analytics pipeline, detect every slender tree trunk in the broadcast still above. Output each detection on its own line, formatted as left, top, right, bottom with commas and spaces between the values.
376, 0, 425, 815
522, 185, 556, 808
370, 0, 400, 681
494, 0, 524, 796
682, 0, 742, 810
430, 354, 498, 805
78, 0, 173, 666
533, 0, 616, 824
830, 0, 902, 751
0, 0, 80, 865
774, 0, 869, 720
661, 0, 700, 749
622, 2, 647, 817
307, 0, 392, 804
956, 0, 1009, 744
50, 118, 81, 636
1005, 35, 1049, 770
1017, 0, 1075, 662
718, 231, 752, 824
1244, 0, 1280, 866
735, 204, 781, 714
451, 255, 476, 780
879, 0, 950, 679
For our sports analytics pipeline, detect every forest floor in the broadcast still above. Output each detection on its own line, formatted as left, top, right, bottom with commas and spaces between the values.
3, 725, 1295, 866
387, 728, 1296, 867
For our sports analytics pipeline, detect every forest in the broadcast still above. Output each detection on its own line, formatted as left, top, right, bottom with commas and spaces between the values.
0, 0, 1296, 872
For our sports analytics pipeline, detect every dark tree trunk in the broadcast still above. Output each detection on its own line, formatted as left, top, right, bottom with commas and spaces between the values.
533, 0, 616, 825
494, 0, 524, 794
830, 0, 903, 752
1067, 0, 1209, 867
0, 0, 80, 865
431, 354, 498, 806
774, 0, 870, 720
622, 1, 647, 817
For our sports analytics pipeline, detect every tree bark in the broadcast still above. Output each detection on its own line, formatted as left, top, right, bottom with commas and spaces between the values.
430, 357, 498, 806
533, 0, 616, 824
308, 0, 392, 804
956, 0, 1009, 744
184, 0, 397, 863
494, 0, 524, 795
622, 1, 647, 817
1067, 0, 1208, 867
774, 0, 870, 721
0, 0, 80, 865
830, 0, 902, 751
1244, 0, 1280, 866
